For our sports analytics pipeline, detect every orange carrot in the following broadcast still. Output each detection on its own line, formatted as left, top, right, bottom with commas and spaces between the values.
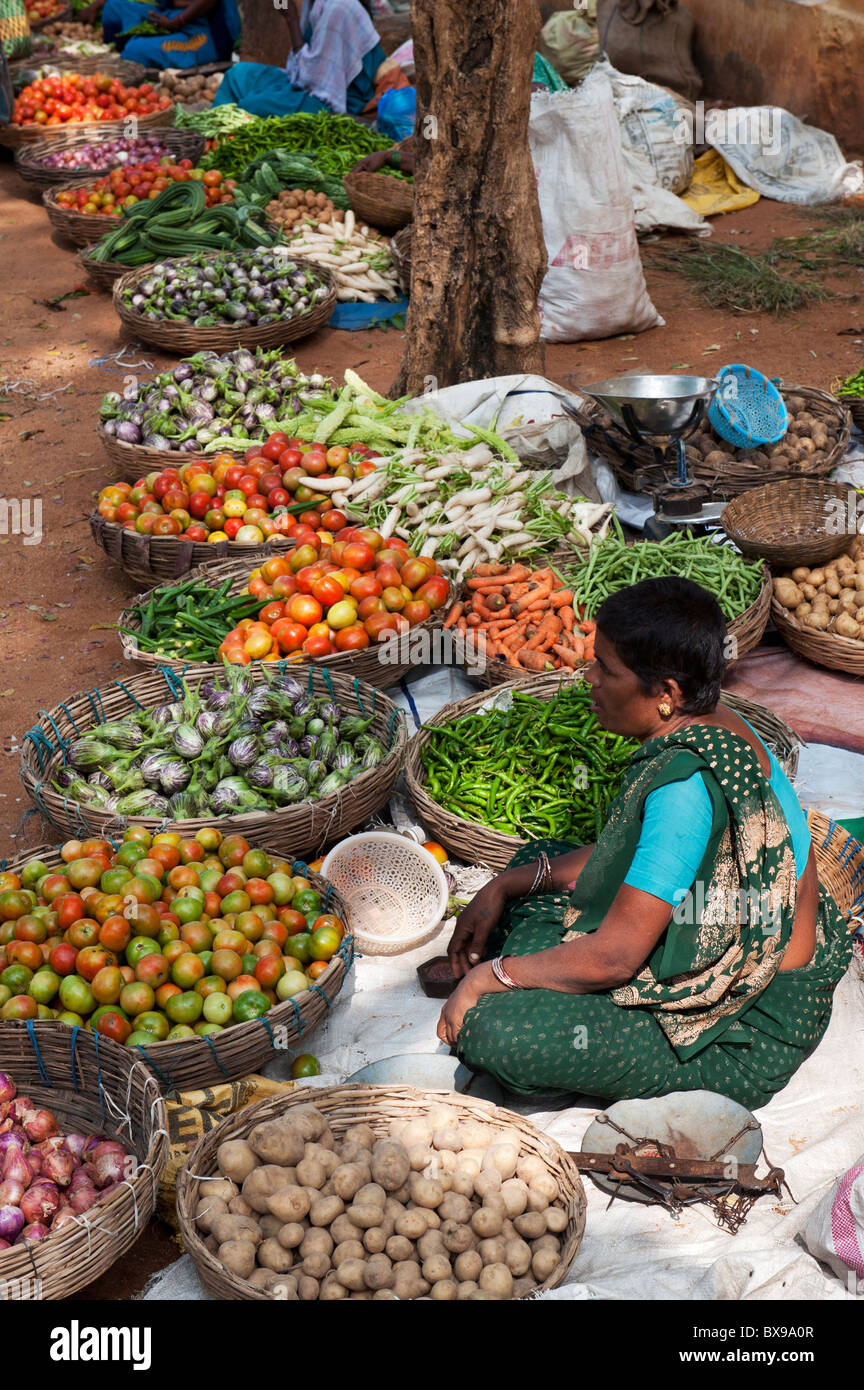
511, 591, 552, 618
552, 643, 582, 668
579, 619, 597, 635
473, 562, 509, 577
466, 612, 482, 627
443, 602, 463, 630
515, 649, 554, 672
550, 588, 575, 609
560, 606, 575, 633
456, 617, 467, 633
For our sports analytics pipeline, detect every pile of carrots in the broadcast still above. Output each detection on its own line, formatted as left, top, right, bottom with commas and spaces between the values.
443, 562, 596, 672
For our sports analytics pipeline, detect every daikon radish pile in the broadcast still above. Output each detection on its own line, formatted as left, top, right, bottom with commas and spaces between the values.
282, 210, 400, 302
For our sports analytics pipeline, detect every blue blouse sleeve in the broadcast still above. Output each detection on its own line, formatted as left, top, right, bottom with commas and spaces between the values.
623, 772, 714, 905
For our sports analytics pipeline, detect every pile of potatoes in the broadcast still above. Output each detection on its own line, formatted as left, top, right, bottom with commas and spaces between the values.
685, 396, 838, 475
773, 534, 864, 641
266, 190, 345, 230
44, 21, 102, 41
194, 1102, 569, 1301
158, 69, 223, 105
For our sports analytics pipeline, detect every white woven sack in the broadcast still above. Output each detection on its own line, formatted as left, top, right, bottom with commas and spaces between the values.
803, 1155, 864, 1291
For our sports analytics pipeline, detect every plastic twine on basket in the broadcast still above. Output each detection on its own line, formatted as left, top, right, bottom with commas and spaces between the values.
26, 1019, 53, 1088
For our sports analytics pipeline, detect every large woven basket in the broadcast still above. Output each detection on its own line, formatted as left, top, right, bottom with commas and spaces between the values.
89, 511, 295, 587
0, 104, 173, 149
80, 245, 151, 293
98, 424, 226, 483
113, 255, 337, 354
0, 1021, 167, 1299
15, 125, 205, 188
404, 673, 802, 871
42, 182, 117, 245
176, 1083, 587, 1300
343, 168, 413, 232
19, 664, 408, 859
573, 384, 851, 499
840, 396, 864, 432
771, 598, 864, 676
117, 555, 448, 690
807, 809, 864, 930
391, 223, 411, 295
721, 479, 855, 567
4, 847, 354, 1092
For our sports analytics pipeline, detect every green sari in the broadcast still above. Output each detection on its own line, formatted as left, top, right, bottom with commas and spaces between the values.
457, 725, 852, 1108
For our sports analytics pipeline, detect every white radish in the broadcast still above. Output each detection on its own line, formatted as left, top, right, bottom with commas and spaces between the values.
379, 506, 402, 540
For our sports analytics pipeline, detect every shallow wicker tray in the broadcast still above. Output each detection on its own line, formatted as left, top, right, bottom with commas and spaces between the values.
721, 479, 855, 568
771, 597, 864, 676
80, 245, 151, 292
4, 848, 354, 1092
404, 672, 802, 871
19, 664, 408, 860
113, 254, 337, 353
0, 1021, 167, 1299
176, 1083, 586, 1300
15, 126, 204, 188
98, 424, 228, 483
806, 809, 864, 929
89, 511, 297, 587
343, 167, 413, 232
0, 104, 173, 149
42, 181, 117, 245
572, 384, 851, 499
117, 555, 449, 690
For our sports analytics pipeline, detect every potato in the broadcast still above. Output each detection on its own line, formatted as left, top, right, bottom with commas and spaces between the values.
505, 1237, 532, 1276
295, 1156, 327, 1191
513, 1275, 539, 1299
483, 1143, 518, 1180
457, 1149, 485, 1175
457, 1280, 479, 1300
203, 1235, 218, 1254
277, 1222, 305, 1251
532, 1234, 561, 1254
300, 1226, 333, 1258
371, 1139, 411, 1192
833, 613, 860, 639
432, 1127, 462, 1153
336, 1258, 367, 1292
248, 1118, 305, 1167
320, 1277, 348, 1301
473, 1169, 502, 1199
355, 1183, 386, 1209
346, 1202, 385, 1230
266, 1185, 310, 1223
479, 1262, 514, 1298
363, 1227, 387, 1255
331, 1163, 370, 1202
545, 1205, 569, 1234
364, 1254, 394, 1290
301, 1252, 331, 1280
309, 1195, 344, 1228
395, 1208, 428, 1240
201, 1179, 237, 1205
501, 1218, 518, 1243
704, 450, 729, 468
500, 1178, 529, 1217
242, 1165, 297, 1214
472, 1206, 504, 1239
454, 1249, 483, 1282
441, 1218, 475, 1254
248, 1267, 281, 1290
800, 583, 817, 600
836, 555, 856, 575
333, 1239, 366, 1267
338, 1141, 372, 1167
259, 1213, 283, 1240
390, 1181, 413, 1203
408, 1144, 433, 1173
529, 1172, 558, 1203
399, 1119, 433, 1149
373, 1289, 398, 1301
803, 610, 830, 629
385, 1235, 414, 1263
794, 603, 812, 619
422, 1208, 441, 1229
298, 1275, 319, 1301
422, 1253, 452, 1284
258, 1237, 295, 1273
195, 1195, 228, 1233
514, 1211, 546, 1240
417, 1229, 446, 1260
773, 578, 804, 610
526, 1188, 550, 1214
439, 1192, 472, 1224
430, 1279, 458, 1301
211, 1213, 262, 1246
217, 1139, 259, 1184
478, 1236, 507, 1266
825, 576, 842, 597
284, 1105, 327, 1143
410, 1176, 444, 1210
393, 1264, 429, 1299
450, 1169, 477, 1197
218, 1239, 256, 1280
532, 1248, 560, 1282
809, 569, 826, 588
791, 567, 810, 584
342, 1124, 376, 1151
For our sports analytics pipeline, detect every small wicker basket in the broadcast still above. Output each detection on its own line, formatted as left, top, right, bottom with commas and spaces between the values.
42, 183, 116, 246
89, 511, 295, 587
343, 167, 413, 232
0, 1021, 167, 1300
721, 479, 855, 567
15, 127, 205, 189
176, 1084, 587, 1299
80, 246, 150, 293
807, 809, 864, 929
771, 598, 864, 677
0, 104, 173, 149
98, 424, 223, 483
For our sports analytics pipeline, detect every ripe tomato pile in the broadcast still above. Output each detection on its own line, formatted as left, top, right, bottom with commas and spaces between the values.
0, 830, 347, 1046
12, 74, 171, 127
56, 162, 235, 215
96, 433, 383, 543
25, 0, 64, 20
222, 533, 450, 662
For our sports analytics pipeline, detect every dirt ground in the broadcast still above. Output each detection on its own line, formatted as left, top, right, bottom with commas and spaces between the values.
2, 161, 864, 1297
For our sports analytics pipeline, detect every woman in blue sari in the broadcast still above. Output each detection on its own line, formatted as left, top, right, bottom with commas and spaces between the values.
79, 0, 240, 71
213, 0, 385, 119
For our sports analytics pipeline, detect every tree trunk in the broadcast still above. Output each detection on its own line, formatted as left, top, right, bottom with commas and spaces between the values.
239, 0, 299, 66
393, 0, 547, 395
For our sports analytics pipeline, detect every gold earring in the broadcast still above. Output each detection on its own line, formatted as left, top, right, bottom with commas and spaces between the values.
658, 700, 673, 718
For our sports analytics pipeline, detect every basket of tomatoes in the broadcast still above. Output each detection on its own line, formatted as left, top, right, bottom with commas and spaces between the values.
25, 0, 68, 28
0, 73, 173, 148
1, 832, 354, 1091
15, 129, 206, 190
43, 162, 235, 247
116, 526, 450, 689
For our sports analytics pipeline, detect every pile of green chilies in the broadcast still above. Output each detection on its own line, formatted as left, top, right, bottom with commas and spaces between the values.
421, 685, 638, 843
119, 577, 264, 662
201, 112, 394, 179
836, 365, 864, 400
562, 524, 764, 622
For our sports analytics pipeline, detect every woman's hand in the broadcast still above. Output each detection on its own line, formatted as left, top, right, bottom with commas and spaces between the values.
78, 1, 105, 23
354, 150, 393, 174
437, 963, 496, 1048
447, 878, 509, 979
148, 8, 182, 28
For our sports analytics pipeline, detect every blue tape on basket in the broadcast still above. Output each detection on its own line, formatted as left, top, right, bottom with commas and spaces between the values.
306, 667, 315, 696
321, 668, 336, 702
92, 1034, 107, 1125
323, 882, 333, 909
398, 678, 421, 732
308, 983, 331, 1011
89, 687, 107, 724
69, 1025, 81, 1090
287, 996, 303, 1037
387, 708, 400, 745
22, 728, 55, 774
58, 701, 82, 736
40, 711, 68, 750
26, 1020, 52, 1087
203, 1034, 228, 1077
261, 1016, 278, 1053
114, 679, 145, 710
371, 687, 378, 717
135, 1044, 169, 1086
161, 666, 183, 699
352, 678, 365, 715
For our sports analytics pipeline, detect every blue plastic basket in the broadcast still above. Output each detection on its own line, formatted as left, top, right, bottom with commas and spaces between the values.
708, 363, 789, 449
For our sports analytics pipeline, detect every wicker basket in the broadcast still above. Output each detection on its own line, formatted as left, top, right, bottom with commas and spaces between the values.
113, 255, 337, 354
89, 511, 297, 587
0, 104, 173, 149
4, 847, 354, 1091
771, 598, 864, 676
721, 479, 855, 568
176, 1083, 586, 1300
404, 673, 802, 871
42, 182, 118, 246
80, 246, 151, 293
841, 397, 864, 432
116, 555, 449, 690
807, 810, 864, 929
15, 126, 205, 189
572, 385, 851, 499
343, 168, 413, 232
19, 664, 408, 860
0, 1021, 167, 1299
98, 425, 225, 483
391, 223, 411, 295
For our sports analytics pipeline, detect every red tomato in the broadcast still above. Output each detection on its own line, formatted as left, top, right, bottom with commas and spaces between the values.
416, 577, 451, 611
270, 620, 307, 654
311, 575, 345, 608
288, 594, 323, 626
342, 542, 376, 573
334, 625, 370, 651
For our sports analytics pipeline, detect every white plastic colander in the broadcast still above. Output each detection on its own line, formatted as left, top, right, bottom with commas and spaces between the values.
321, 831, 449, 956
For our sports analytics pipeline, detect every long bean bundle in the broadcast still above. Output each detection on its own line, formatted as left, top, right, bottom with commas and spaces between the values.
421, 684, 637, 843
562, 524, 764, 621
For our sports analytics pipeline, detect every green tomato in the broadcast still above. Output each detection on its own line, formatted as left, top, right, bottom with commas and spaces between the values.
37, 1004, 53, 1020
197, 949, 213, 973
242, 849, 272, 878
101, 866, 133, 895
90, 1003, 130, 1026
287, 932, 311, 964
135, 1010, 170, 1041
276, 970, 309, 1000
57, 1010, 84, 1026
293, 890, 322, 916
0, 984, 11, 1008
291, 1053, 320, 1079
158, 922, 180, 947
202, 992, 233, 1025
20, 858, 50, 889
220, 890, 251, 916
173, 896, 205, 925
59, 975, 95, 1016
127, 1029, 157, 1047
241, 953, 258, 975
198, 868, 222, 895
166, 1024, 196, 1041
232, 988, 270, 1023
2, 963, 33, 993
28, 968, 60, 1005
116, 841, 147, 869
194, 1021, 224, 1037
266, 872, 295, 906
165, 990, 203, 1025
126, 936, 163, 967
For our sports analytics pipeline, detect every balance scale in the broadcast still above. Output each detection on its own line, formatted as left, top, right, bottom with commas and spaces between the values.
582, 374, 727, 532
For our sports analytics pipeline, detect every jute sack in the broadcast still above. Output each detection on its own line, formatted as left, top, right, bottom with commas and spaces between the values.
597, 0, 702, 103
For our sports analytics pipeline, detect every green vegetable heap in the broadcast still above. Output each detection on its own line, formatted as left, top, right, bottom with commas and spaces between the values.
201, 111, 394, 179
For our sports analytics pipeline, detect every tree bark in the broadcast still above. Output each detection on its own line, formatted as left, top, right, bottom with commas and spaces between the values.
238, 0, 298, 66
393, 0, 547, 395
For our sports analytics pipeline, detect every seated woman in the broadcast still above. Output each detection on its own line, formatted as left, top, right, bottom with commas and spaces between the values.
213, 0, 386, 119
79, 0, 239, 70
439, 578, 852, 1111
